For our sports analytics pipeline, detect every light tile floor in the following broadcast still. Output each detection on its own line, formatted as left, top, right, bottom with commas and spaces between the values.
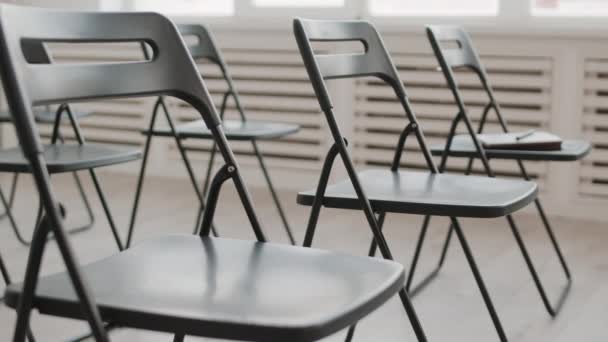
0, 172, 606, 341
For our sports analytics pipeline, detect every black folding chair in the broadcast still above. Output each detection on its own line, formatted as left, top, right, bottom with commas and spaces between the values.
416, 25, 588, 318
294, 18, 542, 342
0, 106, 97, 246
126, 24, 299, 247
0, 36, 139, 251
1, 6, 406, 342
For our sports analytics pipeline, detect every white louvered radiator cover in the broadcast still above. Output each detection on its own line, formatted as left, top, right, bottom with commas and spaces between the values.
1, 28, 604, 221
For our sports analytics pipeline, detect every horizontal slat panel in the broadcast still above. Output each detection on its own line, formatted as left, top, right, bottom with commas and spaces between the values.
581, 58, 608, 196
354, 35, 552, 180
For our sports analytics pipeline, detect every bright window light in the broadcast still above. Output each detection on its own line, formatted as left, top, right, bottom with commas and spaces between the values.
533, 0, 608, 16
133, 0, 234, 16
369, 0, 499, 16
254, 0, 344, 7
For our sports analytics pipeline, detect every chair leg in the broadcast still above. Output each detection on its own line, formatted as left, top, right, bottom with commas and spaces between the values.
361, 216, 428, 342
366, 214, 455, 298
171, 141, 218, 237
507, 209, 571, 317
304, 143, 427, 342
68, 171, 96, 234
125, 128, 154, 248
193, 143, 217, 234
344, 324, 356, 342
0, 171, 96, 247
346, 212, 386, 342
450, 217, 508, 342
87, 170, 124, 251
0, 173, 18, 218
513, 160, 571, 316
14, 202, 109, 342
0, 185, 31, 245
406, 218, 454, 297
1, 253, 37, 342
170, 133, 218, 238
302, 143, 340, 248
172, 333, 185, 342
251, 140, 296, 245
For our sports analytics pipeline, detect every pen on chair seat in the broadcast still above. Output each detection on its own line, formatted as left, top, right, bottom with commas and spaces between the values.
515, 129, 535, 141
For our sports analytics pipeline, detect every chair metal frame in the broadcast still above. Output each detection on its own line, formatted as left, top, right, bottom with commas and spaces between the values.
0, 40, 125, 251
0, 6, 278, 341
0, 65, 97, 247
125, 24, 296, 248
0, 109, 96, 246
402, 25, 571, 317
293, 18, 538, 342
0, 252, 35, 342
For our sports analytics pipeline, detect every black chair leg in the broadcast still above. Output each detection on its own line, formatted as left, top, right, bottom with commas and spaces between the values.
0, 171, 96, 246
507, 208, 571, 317
511, 160, 572, 315
344, 325, 356, 342
346, 212, 386, 342
168, 132, 218, 238
406, 217, 454, 297
450, 217, 508, 342
87, 170, 123, 251
69, 171, 96, 234
251, 140, 296, 245
366, 213, 455, 298
171, 140, 217, 238
0, 173, 18, 218
173, 333, 185, 342
1, 253, 37, 342
193, 142, 218, 235
126, 125, 155, 248
364, 226, 429, 342
304, 144, 427, 342
0, 185, 30, 245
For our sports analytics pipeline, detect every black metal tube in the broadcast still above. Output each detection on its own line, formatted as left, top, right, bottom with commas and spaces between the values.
450, 217, 507, 342
88, 170, 123, 251
125, 98, 161, 248
199, 164, 231, 237
251, 140, 296, 245
302, 142, 340, 247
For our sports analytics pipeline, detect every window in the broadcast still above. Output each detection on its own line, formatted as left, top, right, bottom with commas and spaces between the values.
132, 0, 234, 16
369, 0, 499, 16
533, 0, 608, 16
254, 0, 344, 7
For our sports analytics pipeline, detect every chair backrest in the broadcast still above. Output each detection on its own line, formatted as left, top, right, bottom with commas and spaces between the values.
0, 5, 221, 159
294, 18, 438, 175
176, 24, 245, 120
178, 24, 225, 70
293, 18, 405, 113
426, 25, 485, 77
426, 25, 497, 119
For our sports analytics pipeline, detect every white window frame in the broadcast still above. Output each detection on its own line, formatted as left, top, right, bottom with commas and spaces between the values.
115, 0, 608, 34
236, 0, 363, 19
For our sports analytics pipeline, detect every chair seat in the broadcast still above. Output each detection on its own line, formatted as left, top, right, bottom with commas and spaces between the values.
430, 134, 591, 161
5, 235, 404, 341
143, 119, 300, 141
297, 169, 537, 218
0, 109, 92, 124
0, 144, 141, 173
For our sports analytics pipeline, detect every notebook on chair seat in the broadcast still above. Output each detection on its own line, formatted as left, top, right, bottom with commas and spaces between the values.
476, 130, 563, 151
